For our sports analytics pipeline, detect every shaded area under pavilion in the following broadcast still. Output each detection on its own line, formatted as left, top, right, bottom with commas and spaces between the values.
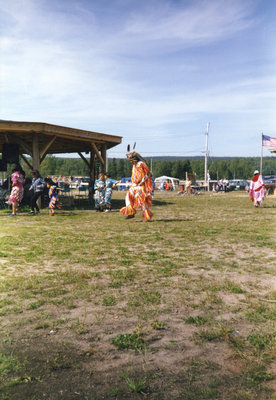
0, 120, 122, 205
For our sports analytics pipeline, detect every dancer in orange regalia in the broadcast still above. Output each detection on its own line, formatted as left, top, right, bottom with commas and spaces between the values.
120, 151, 153, 222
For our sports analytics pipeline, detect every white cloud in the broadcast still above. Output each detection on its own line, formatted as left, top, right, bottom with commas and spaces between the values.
0, 0, 275, 157
124, 0, 257, 44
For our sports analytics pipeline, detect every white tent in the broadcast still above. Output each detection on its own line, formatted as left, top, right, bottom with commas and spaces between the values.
154, 175, 180, 190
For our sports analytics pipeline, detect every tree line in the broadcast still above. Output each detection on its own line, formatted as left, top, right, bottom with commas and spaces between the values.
16, 155, 275, 181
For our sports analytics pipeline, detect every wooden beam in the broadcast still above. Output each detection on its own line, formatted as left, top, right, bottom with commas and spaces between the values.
40, 152, 48, 164
90, 150, 95, 176
12, 135, 32, 155
40, 135, 56, 160
91, 142, 104, 165
32, 133, 40, 172
77, 152, 90, 168
1, 133, 32, 155
89, 150, 95, 205
101, 144, 107, 172
20, 154, 33, 170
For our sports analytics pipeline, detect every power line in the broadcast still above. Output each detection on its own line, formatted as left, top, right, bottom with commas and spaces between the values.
108, 150, 205, 157
121, 133, 204, 141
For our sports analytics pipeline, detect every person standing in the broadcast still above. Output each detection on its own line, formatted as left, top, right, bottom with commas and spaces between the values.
7, 164, 25, 216
120, 151, 153, 222
104, 173, 117, 212
44, 178, 62, 216
29, 170, 45, 214
249, 170, 266, 207
185, 176, 192, 195
94, 172, 105, 211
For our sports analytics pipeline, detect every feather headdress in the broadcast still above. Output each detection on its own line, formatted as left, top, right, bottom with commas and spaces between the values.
126, 143, 147, 163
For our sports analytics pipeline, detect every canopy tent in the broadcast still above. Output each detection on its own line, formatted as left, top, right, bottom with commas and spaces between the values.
154, 175, 180, 189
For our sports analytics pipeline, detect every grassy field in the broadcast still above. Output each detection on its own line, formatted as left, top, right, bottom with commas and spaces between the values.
0, 190, 275, 400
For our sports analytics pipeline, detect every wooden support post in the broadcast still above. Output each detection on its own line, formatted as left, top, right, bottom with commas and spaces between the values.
32, 133, 40, 172
89, 150, 95, 206
32, 133, 41, 208
101, 144, 107, 172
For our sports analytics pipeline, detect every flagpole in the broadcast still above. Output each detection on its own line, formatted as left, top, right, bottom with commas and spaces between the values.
260, 132, 263, 175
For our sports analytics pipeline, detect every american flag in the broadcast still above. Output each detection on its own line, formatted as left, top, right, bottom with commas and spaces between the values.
262, 134, 276, 147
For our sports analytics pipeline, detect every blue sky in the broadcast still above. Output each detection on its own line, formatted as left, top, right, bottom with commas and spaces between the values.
1, 0, 276, 158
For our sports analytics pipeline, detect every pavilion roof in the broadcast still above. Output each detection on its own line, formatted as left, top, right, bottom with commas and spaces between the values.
0, 120, 122, 155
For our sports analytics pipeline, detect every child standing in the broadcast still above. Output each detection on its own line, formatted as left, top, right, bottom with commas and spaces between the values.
44, 178, 62, 216
94, 172, 105, 211
104, 173, 117, 212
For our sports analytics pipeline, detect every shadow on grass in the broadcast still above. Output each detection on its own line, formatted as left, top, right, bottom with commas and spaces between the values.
152, 199, 174, 206
0, 197, 173, 215
111, 198, 173, 210
152, 218, 194, 222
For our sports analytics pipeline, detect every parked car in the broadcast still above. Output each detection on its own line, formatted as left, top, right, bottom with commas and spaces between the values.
70, 177, 91, 189
263, 175, 276, 194
79, 177, 90, 187
228, 181, 237, 191
235, 180, 249, 190
69, 177, 81, 189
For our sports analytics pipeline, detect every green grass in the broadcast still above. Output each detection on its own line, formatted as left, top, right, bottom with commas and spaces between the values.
122, 373, 147, 394
184, 315, 210, 326
0, 191, 275, 399
111, 331, 147, 351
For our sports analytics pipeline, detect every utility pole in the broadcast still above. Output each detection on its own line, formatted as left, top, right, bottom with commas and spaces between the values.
204, 122, 210, 191
260, 132, 263, 175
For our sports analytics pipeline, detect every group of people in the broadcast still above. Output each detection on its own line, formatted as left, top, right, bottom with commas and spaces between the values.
94, 172, 118, 212
5, 152, 154, 222
3, 153, 266, 220
212, 178, 229, 192
6, 165, 62, 216
160, 180, 173, 191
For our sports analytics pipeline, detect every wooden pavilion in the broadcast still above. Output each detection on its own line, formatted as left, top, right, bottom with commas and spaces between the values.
0, 120, 122, 183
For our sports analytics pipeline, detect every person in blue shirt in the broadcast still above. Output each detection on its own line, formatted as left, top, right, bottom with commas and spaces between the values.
94, 172, 105, 211
29, 170, 45, 214
104, 173, 118, 212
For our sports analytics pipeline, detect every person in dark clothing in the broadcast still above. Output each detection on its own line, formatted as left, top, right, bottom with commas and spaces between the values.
29, 170, 45, 214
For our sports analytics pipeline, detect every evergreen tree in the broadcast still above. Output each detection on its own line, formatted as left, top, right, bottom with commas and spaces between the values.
171, 160, 183, 179
117, 159, 125, 178
108, 158, 117, 178
190, 160, 204, 179
30, 155, 274, 181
